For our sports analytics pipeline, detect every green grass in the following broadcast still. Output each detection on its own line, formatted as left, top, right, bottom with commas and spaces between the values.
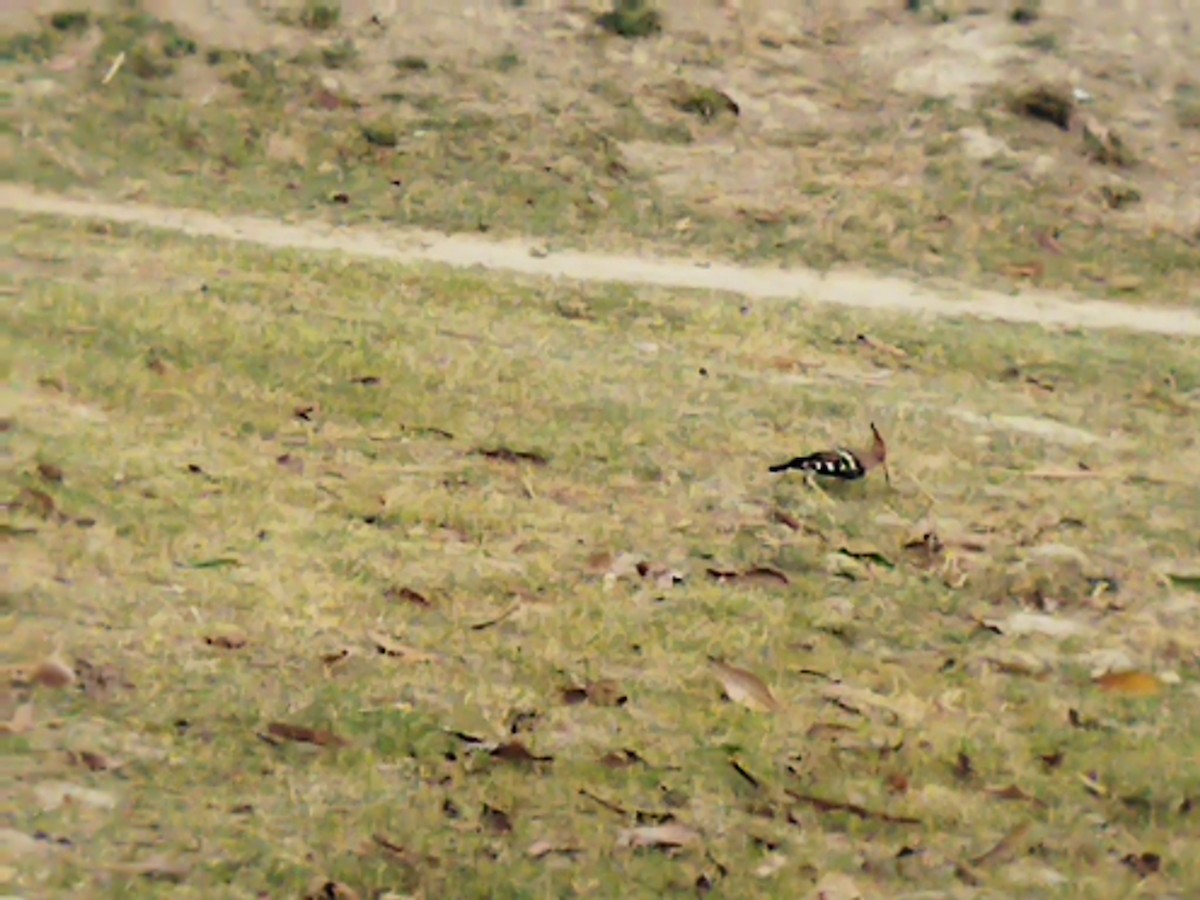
4, 215, 1199, 897
3, 8, 1199, 307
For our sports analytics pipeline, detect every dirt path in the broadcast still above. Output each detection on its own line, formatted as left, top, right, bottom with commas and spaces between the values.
4, 182, 1198, 337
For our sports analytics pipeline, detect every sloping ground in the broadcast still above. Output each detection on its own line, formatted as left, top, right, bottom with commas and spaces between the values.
3, 0, 1199, 307
3, 182, 1199, 335
4, 213, 1199, 897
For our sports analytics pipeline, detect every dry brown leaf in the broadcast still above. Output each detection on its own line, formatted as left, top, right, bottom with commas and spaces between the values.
265, 722, 347, 748
985, 784, 1044, 806
469, 603, 520, 631
203, 634, 247, 650
384, 586, 431, 608
813, 872, 864, 900
276, 453, 304, 474
75, 659, 130, 700
1004, 262, 1045, 280
31, 657, 76, 689
1, 703, 35, 735
305, 881, 360, 900
706, 567, 790, 588
368, 633, 436, 663
598, 749, 645, 769
108, 855, 191, 883
786, 789, 919, 825
481, 803, 513, 834
37, 462, 65, 483
527, 838, 581, 859
1120, 852, 1161, 879
561, 679, 627, 707
1095, 670, 1163, 697
709, 658, 780, 713
969, 822, 1032, 869
73, 750, 113, 772
617, 822, 701, 850
15, 487, 57, 519
475, 446, 549, 467
490, 741, 553, 764
33, 781, 117, 812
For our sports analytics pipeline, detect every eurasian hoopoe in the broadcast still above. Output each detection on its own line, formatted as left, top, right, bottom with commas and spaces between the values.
769, 422, 890, 485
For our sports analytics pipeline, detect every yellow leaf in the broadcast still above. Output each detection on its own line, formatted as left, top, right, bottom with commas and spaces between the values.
709, 658, 780, 713
1094, 671, 1163, 697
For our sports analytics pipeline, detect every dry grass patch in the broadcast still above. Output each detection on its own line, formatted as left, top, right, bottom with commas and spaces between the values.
3, 215, 1198, 896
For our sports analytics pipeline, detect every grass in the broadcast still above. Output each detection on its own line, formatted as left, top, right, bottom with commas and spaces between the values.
4, 214, 1200, 897
3, 8, 1199, 306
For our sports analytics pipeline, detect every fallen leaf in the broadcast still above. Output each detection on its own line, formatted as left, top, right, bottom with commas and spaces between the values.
953, 751, 975, 782
349, 375, 380, 386
368, 634, 436, 663
1095, 671, 1163, 697
31, 657, 76, 689
578, 788, 629, 816
970, 822, 1032, 868
598, 749, 645, 769
836, 546, 895, 569
384, 586, 431, 608
321, 648, 352, 668
986, 784, 1044, 805
469, 603, 520, 631
527, 838, 581, 859
293, 404, 318, 421
753, 852, 788, 879
813, 872, 864, 900
108, 856, 191, 883
730, 760, 762, 789
617, 823, 701, 850
1080, 771, 1109, 797
1038, 750, 1064, 769
490, 741, 552, 764
37, 462, 64, 483
73, 750, 113, 772
708, 658, 780, 713
276, 453, 304, 474
1121, 852, 1161, 878
983, 611, 1090, 638
264, 722, 347, 748
772, 508, 803, 532
1004, 262, 1045, 280
306, 881, 359, 900
34, 781, 117, 811
75, 659, 130, 700
481, 803, 513, 834
855, 332, 909, 360
15, 487, 57, 519
1036, 231, 1065, 255
785, 789, 919, 825
202, 634, 247, 650
561, 679, 627, 707
1068, 708, 1106, 731
475, 446, 548, 467
705, 567, 790, 588
1, 703, 35, 735
370, 834, 423, 867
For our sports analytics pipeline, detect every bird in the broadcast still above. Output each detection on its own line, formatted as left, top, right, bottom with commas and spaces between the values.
769, 422, 890, 485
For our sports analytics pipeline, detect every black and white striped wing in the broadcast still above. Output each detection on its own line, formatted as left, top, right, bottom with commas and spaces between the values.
769, 449, 866, 480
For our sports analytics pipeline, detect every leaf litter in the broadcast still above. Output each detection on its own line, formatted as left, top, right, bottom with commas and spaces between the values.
708, 658, 781, 713
262, 722, 348, 748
